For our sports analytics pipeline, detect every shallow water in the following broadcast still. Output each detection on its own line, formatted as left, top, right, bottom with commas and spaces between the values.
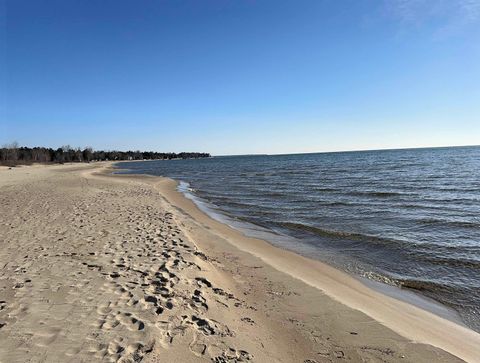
117, 146, 480, 331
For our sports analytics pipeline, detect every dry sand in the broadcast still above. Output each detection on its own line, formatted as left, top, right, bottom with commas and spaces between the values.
0, 162, 478, 363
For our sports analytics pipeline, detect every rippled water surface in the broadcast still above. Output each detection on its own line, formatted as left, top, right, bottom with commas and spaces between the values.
117, 146, 480, 331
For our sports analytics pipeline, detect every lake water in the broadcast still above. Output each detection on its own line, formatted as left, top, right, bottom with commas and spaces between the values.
117, 146, 480, 332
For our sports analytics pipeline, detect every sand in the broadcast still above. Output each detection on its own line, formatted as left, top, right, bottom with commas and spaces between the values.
0, 162, 478, 363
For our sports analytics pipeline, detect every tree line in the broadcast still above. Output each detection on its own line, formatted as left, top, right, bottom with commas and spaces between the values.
0, 142, 211, 166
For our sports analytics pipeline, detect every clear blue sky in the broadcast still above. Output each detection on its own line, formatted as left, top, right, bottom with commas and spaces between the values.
1, 0, 479, 155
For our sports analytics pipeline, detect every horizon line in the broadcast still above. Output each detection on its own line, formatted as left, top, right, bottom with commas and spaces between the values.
212, 143, 480, 157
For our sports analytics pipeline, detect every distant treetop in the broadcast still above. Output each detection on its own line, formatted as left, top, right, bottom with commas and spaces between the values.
0, 143, 211, 166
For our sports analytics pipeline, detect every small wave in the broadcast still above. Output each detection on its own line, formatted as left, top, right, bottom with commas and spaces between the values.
316, 201, 353, 207
432, 186, 480, 193
312, 187, 339, 192
277, 170, 313, 176
417, 218, 480, 229
278, 222, 350, 237
399, 279, 452, 293
276, 222, 404, 246
347, 191, 405, 198
427, 256, 480, 269
260, 191, 286, 198
424, 196, 480, 204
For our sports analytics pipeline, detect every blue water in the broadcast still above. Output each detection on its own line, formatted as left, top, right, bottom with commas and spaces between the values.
117, 146, 480, 331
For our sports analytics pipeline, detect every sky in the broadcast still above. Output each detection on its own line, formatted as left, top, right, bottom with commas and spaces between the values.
1, 0, 479, 155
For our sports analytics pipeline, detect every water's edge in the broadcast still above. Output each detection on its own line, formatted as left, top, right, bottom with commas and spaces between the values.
113, 162, 467, 330
176, 179, 465, 328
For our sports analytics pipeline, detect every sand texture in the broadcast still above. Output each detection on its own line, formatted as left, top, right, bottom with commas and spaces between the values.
0, 163, 477, 362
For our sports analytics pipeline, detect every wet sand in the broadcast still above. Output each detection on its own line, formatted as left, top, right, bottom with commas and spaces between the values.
0, 162, 478, 362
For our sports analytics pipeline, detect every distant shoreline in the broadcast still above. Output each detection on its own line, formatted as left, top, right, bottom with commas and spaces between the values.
0, 144, 210, 166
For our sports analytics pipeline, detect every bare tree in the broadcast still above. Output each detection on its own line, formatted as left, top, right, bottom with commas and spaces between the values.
4, 142, 19, 162
82, 147, 93, 162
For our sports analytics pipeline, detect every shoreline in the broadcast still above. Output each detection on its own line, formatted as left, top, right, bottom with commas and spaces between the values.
121, 170, 480, 363
113, 162, 471, 328
176, 178, 466, 329
113, 154, 480, 336
1, 162, 478, 362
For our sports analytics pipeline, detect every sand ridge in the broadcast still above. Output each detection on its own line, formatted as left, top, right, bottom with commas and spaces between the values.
0, 163, 472, 362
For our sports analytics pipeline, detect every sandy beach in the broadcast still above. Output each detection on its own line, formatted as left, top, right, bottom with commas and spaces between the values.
0, 163, 479, 363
